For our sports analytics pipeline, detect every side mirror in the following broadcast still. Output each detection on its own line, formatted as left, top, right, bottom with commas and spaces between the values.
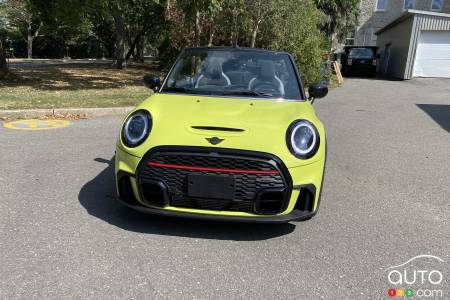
143, 75, 161, 92
376, 54, 381, 59
308, 83, 328, 102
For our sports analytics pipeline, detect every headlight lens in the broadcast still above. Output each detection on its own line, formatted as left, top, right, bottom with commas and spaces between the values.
122, 110, 152, 147
287, 120, 320, 159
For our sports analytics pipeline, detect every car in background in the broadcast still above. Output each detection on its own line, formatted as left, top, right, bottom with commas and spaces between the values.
115, 47, 328, 223
341, 46, 378, 77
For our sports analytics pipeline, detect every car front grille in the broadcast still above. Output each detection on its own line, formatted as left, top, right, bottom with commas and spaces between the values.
136, 147, 291, 214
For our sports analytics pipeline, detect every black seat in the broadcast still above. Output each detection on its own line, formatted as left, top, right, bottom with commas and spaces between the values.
224, 71, 253, 85
195, 60, 231, 88
248, 60, 285, 96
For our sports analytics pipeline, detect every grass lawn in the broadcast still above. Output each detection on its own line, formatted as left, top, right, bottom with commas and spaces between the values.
0, 62, 159, 110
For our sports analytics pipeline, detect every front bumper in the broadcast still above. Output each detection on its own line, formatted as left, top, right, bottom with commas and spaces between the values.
115, 146, 325, 223
117, 196, 316, 223
345, 64, 376, 73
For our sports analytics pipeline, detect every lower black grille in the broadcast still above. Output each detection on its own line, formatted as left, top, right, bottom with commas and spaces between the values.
137, 147, 291, 214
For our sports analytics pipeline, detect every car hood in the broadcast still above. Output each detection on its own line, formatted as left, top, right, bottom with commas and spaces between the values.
119, 93, 325, 168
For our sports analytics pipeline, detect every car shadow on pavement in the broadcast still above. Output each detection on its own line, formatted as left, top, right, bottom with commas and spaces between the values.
417, 104, 450, 133
78, 157, 296, 241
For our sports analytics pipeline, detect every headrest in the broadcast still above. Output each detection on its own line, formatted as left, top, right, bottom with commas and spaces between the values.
259, 61, 276, 81
203, 60, 223, 79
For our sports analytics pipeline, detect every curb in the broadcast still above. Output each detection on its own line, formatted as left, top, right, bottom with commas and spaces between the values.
0, 107, 134, 119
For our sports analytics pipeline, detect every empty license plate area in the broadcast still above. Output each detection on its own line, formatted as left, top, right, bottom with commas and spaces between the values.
187, 174, 235, 200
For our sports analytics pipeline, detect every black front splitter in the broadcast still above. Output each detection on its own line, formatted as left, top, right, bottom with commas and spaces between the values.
117, 198, 315, 224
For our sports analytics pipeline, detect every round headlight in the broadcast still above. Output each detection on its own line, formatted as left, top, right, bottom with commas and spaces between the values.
122, 110, 152, 147
286, 120, 320, 159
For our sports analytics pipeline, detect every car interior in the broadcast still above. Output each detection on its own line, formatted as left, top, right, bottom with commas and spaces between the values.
165, 51, 301, 100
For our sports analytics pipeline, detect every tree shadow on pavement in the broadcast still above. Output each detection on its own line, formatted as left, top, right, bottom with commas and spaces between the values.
417, 104, 450, 133
78, 157, 296, 241
2, 63, 158, 91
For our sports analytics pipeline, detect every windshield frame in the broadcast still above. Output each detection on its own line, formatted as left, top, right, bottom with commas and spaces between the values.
158, 47, 307, 101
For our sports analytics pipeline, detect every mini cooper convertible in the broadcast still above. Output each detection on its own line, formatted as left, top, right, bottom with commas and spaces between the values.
115, 47, 328, 223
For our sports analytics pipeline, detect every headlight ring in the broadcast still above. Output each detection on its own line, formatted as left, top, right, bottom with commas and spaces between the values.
122, 110, 152, 147
286, 119, 320, 159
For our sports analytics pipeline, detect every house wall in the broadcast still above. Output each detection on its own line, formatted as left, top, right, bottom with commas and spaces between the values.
376, 12, 450, 79
405, 13, 450, 78
376, 16, 415, 78
355, 0, 450, 46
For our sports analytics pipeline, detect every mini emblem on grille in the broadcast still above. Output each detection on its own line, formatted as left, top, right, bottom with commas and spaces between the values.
206, 137, 224, 145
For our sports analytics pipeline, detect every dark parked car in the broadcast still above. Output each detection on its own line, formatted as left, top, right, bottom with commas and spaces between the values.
341, 46, 378, 77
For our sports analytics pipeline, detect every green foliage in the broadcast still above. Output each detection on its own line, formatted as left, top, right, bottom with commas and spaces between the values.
315, 0, 360, 44
269, 0, 328, 84
1, 0, 345, 83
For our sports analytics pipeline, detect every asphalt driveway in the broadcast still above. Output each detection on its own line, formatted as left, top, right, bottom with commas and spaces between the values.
1, 78, 449, 299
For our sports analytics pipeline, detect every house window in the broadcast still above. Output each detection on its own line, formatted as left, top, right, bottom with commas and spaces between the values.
346, 30, 356, 46
404, 0, 415, 9
371, 28, 379, 42
431, 0, 444, 11
376, 0, 388, 11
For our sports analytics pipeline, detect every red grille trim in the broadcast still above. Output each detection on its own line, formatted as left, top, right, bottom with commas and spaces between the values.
147, 162, 279, 175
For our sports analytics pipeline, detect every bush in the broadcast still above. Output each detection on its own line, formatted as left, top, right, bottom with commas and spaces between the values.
269, 0, 328, 84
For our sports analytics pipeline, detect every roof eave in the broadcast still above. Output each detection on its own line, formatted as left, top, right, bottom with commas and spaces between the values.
376, 9, 450, 35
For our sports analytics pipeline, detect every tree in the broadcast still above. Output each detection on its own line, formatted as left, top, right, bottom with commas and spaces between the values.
1, 0, 329, 83
87, 0, 165, 68
87, 10, 115, 58
219, 0, 247, 46
124, 0, 165, 62
0, 37, 7, 78
4, 0, 42, 58
87, 0, 127, 68
246, 0, 272, 48
0, 1, 8, 77
270, 0, 327, 84
314, 0, 360, 47
177, 0, 222, 47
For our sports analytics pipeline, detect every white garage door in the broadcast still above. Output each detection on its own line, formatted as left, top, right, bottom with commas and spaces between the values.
413, 31, 450, 78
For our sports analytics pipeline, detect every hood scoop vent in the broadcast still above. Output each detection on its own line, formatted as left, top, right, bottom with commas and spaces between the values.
191, 126, 245, 132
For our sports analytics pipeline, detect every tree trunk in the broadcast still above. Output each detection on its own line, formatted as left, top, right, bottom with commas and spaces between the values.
26, 21, 42, 59
27, 22, 33, 59
208, 27, 215, 47
250, 19, 262, 48
165, 0, 171, 16
0, 37, 7, 78
113, 14, 125, 69
125, 31, 143, 61
195, 9, 201, 47
229, 32, 234, 46
136, 37, 144, 63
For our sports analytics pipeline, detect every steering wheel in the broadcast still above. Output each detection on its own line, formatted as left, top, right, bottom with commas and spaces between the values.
251, 82, 280, 96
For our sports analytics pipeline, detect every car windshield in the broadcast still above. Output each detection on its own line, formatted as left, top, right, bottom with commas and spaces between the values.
348, 48, 374, 58
161, 48, 303, 100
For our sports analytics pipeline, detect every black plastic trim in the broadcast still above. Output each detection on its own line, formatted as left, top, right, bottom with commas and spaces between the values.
138, 178, 170, 207
116, 171, 138, 204
298, 139, 327, 219
313, 139, 327, 217
136, 146, 293, 214
295, 184, 316, 212
255, 188, 286, 215
117, 196, 314, 223
191, 126, 245, 132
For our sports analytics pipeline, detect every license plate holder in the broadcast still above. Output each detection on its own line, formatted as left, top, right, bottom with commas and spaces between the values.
187, 174, 235, 200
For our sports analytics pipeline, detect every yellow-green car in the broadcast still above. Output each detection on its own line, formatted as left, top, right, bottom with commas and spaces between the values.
115, 47, 328, 223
